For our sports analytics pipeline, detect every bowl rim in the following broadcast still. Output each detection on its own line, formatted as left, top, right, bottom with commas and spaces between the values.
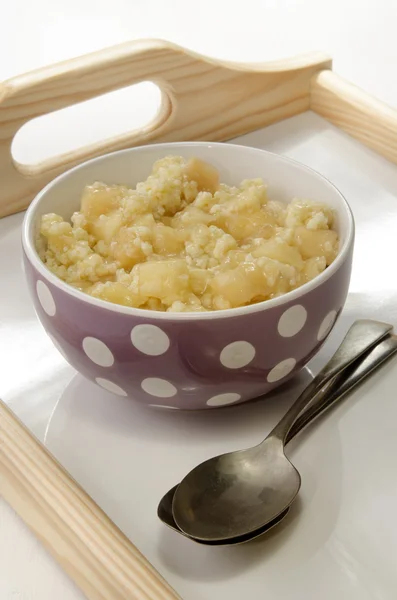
22, 141, 355, 321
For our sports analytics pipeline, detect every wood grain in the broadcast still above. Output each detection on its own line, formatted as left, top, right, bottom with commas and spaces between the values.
310, 70, 397, 164
0, 399, 181, 600
0, 38, 331, 218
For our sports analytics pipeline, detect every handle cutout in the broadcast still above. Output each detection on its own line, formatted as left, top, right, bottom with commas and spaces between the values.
11, 81, 167, 177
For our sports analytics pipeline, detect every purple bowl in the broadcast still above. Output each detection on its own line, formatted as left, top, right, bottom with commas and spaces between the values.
22, 142, 354, 410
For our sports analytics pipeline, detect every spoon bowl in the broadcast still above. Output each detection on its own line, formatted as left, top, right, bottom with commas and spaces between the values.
172, 440, 300, 542
158, 485, 290, 545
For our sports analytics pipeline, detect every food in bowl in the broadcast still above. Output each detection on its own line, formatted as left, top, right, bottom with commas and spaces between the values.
37, 156, 339, 313
23, 142, 353, 409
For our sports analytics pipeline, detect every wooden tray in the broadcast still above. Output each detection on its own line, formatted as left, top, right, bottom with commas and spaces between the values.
1, 38, 397, 219
2, 39, 397, 600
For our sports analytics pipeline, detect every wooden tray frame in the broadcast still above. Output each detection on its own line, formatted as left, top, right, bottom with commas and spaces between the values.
1, 38, 397, 599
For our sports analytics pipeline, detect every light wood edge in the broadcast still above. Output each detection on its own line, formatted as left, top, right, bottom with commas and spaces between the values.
0, 399, 181, 600
0, 38, 331, 218
310, 70, 397, 164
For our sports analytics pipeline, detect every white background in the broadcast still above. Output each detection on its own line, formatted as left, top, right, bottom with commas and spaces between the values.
1, 0, 397, 598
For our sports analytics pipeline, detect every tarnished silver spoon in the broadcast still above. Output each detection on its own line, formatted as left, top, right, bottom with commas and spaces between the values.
161, 321, 394, 544
171, 320, 391, 543
158, 485, 289, 546
158, 333, 397, 545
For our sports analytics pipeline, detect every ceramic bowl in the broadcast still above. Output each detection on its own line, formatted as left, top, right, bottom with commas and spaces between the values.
22, 142, 354, 410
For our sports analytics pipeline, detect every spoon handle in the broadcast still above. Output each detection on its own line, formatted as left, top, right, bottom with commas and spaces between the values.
285, 334, 397, 444
268, 319, 393, 443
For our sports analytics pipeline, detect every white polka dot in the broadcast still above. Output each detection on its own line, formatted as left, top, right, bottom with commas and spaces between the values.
206, 393, 242, 407
82, 337, 114, 367
149, 404, 179, 410
36, 280, 56, 316
278, 305, 307, 337
141, 378, 177, 398
267, 358, 297, 383
95, 378, 127, 396
220, 341, 256, 369
317, 310, 337, 341
131, 324, 170, 356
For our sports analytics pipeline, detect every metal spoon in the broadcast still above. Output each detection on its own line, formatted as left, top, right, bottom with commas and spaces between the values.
158, 485, 290, 545
158, 332, 397, 545
170, 320, 393, 543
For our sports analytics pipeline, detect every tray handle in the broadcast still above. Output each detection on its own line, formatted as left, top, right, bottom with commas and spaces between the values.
0, 39, 331, 218
311, 70, 397, 164
0, 399, 181, 600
